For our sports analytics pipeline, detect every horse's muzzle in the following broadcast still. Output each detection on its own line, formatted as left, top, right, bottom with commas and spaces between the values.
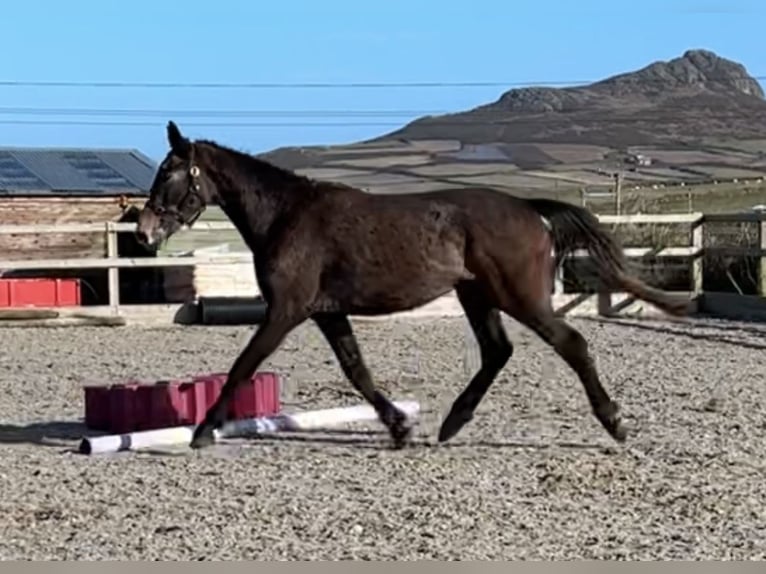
135, 208, 162, 247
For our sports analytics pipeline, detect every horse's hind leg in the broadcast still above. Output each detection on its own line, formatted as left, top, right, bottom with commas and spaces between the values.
313, 312, 413, 448
517, 304, 627, 443
438, 281, 513, 443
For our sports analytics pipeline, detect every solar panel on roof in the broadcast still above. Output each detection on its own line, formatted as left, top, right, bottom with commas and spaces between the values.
0, 151, 48, 190
61, 152, 134, 190
0, 147, 157, 195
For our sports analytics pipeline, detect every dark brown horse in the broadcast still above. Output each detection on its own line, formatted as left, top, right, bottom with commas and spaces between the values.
137, 121, 691, 450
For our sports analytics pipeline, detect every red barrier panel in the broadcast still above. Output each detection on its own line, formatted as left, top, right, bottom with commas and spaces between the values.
0, 278, 81, 308
84, 371, 281, 434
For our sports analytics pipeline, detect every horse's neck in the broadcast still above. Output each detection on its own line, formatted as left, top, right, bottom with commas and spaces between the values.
216, 190, 272, 254
216, 173, 295, 256
205, 148, 302, 254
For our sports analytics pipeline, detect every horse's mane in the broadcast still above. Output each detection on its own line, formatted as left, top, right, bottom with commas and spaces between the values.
196, 138, 371, 201
196, 138, 313, 188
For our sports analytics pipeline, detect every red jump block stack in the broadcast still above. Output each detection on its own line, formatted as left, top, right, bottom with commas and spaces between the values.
84, 371, 281, 434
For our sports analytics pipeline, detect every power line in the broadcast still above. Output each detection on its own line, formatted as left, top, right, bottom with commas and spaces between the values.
0, 113, 757, 128
0, 80, 520, 89
0, 107, 443, 118
0, 79, 613, 89
0, 119, 405, 127
0, 104, 761, 119
0, 75, 763, 89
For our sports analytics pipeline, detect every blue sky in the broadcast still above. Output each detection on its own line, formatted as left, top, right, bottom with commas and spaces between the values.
0, 0, 763, 161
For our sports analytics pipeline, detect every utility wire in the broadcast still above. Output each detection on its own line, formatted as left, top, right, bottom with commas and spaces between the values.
0, 112, 758, 128
0, 105, 760, 119
0, 119, 407, 127
0, 75, 763, 89
0, 107, 444, 118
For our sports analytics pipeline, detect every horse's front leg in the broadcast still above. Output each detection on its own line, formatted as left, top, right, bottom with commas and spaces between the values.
190, 308, 304, 449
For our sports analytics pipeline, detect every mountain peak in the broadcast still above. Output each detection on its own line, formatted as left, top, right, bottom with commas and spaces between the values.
592, 48, 763, 99
470, 50, 762, 117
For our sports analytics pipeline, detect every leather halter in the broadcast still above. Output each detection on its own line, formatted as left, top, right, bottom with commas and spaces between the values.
147, 146, 206, 227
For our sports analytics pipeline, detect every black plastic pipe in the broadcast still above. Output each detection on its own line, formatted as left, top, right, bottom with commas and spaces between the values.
196, 296, 268, 326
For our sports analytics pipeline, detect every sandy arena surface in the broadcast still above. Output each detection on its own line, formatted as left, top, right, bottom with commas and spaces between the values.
0, 315, 765, 560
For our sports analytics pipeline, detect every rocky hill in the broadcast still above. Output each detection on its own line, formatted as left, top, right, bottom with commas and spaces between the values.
258, 50, 766, 208
375, 49, 765, 147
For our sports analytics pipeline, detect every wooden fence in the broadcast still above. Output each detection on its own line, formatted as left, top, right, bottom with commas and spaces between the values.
0, 210, 765, 323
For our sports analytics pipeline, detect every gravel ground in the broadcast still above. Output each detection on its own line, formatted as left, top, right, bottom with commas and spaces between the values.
1, 315, 765, 560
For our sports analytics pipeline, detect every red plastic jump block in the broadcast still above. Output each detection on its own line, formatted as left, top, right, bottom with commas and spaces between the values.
190, 372, 280, 421
0, 278, 81, 308
83, 371, 281, 434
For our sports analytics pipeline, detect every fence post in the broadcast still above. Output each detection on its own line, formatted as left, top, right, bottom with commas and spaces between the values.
691, 217, 704, 296
760, 215, 766, 297
552, 242, 565, 295
553, 265, 564, 295
105, 221, 120, 314
597, 290, 611, 316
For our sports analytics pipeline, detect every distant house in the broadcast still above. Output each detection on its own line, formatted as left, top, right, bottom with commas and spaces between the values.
0, 147, 161, 304
625, 153, 652, 167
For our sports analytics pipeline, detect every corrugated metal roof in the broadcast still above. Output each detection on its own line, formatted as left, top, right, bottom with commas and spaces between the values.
0, 147, 157, 196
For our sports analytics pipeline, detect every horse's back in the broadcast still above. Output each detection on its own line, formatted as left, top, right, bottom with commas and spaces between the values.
296, 185, 475, 313
305, 184, 549, 270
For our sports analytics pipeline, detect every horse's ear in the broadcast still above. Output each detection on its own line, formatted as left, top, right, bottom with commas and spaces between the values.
167, 121, 190, 158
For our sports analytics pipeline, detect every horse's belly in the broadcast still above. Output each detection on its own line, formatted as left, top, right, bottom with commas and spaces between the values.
318, 229, 470, 314
338, 257, 466, 314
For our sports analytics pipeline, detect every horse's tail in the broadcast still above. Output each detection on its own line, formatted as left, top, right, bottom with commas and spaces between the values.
526, 198, 691, 317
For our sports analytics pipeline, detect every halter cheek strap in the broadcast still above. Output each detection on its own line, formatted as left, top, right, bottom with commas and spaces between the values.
180, 164, 206, 226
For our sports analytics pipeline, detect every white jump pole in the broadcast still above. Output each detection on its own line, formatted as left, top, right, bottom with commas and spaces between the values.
78, 400, 421, 455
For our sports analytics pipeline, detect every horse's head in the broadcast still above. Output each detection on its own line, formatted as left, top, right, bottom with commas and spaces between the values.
136, 121, 218, 247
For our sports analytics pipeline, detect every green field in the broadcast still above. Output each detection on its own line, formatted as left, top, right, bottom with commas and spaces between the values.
580, 180, 766, 215
159, 207, 246, 254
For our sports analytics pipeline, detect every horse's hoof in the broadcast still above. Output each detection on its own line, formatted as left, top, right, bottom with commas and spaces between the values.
437, 408, 473, 443
189, 425, 216, 450
389, 416, 413, 450
609, 418, 628, 443
596, 402, 628, 443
